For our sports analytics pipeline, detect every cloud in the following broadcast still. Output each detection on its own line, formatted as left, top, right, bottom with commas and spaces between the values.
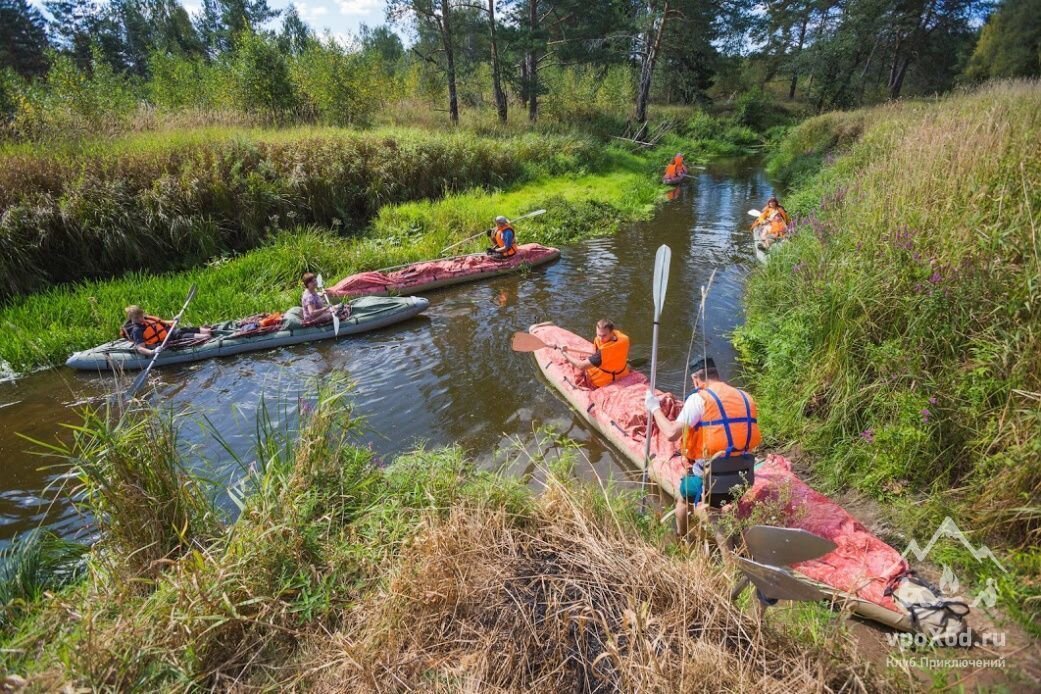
336, 0, 383, 17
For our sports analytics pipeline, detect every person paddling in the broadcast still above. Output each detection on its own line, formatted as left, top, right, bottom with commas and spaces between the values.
301, 272, 347, 322
122, 305, 211, 357
752, 196, 791, 246
663, 153, 688, 181
486, 215, 517, 259
558, 319, 631, 389
644, 357, 761, 538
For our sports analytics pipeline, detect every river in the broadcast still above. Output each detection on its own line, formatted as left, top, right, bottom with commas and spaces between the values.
0, 157, 776, 545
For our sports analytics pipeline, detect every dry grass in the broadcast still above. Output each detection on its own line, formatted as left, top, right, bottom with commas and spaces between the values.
306, 480, 886, 693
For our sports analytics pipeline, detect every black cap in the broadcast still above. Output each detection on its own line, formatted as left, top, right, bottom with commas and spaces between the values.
689, 356, 716, 373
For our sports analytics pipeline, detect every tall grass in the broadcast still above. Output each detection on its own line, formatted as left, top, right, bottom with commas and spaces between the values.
1, 391, 892, 690
0, 127, 596, 299
735, 81, 1041, 625
0, 530, 86, 630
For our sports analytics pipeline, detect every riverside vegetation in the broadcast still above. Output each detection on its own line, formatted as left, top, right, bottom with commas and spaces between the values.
736, 81, 1041, 631
0, 388, 897, 690
0, 111, 764, 374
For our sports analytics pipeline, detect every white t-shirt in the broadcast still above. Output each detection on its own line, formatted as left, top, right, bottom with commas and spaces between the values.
677, 391, 706, 429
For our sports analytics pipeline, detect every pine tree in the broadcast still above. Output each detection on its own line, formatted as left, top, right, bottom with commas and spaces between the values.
0, 0, 50, 77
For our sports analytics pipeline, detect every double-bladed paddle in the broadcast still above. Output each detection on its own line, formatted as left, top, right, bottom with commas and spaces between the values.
748, 209, 761, 218
439, 209, 548, 255
124, 284, 198, 400
316, 273, 340, 337
640, 245, 672, 512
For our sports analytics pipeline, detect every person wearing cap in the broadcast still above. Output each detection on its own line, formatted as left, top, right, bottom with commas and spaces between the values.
752, 197, 791, 246
644, 357, 761, 538
486, 215, 517, 259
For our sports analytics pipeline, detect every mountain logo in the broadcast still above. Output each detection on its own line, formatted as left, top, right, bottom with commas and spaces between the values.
902, 516, 1007, 574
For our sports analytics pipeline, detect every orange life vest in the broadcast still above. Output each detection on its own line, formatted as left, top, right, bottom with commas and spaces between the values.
259, 312, 283, 328
587, 330, 630, 388
120, 315, 170, 346
665, 163, 678, 178
492, 225, 517, 257
681, 382, 761, 460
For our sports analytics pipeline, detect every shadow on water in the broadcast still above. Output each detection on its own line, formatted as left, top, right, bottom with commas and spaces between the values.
0, 157, 777, 544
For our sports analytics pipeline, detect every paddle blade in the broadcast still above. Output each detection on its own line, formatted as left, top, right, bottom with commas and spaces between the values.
316, 273, 324, 289
518, 208, 547, 220
332, 312, 340, 337
512, 332, 549, 353
744, 526, 836, 567
734, 557, 827, 602
747, 209, 761, 217
651, 245, 672, 320
185, 284, 198, 304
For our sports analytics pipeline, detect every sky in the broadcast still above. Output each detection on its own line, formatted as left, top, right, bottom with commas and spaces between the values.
29, 0, 396, 47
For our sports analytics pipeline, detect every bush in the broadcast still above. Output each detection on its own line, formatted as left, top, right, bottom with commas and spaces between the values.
290, 40, 383, 126
230, 31, 297, 117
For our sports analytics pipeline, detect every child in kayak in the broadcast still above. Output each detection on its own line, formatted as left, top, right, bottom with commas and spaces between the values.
302, 273, 350, 323
122, 305, 212, 357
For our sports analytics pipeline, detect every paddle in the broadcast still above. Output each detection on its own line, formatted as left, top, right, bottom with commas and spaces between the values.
748, 209, 761, 217
124, 284, 197, 400
640, 244, 672, 512
511, 330, 650, 368
733, 557, 828, 603
743, 525, 836, 567
316, 274, 339, 337
439, 209, 548, 255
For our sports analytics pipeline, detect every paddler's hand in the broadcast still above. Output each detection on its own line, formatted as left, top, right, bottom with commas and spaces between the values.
645, 390, 661, 414
558, 344, 568, 354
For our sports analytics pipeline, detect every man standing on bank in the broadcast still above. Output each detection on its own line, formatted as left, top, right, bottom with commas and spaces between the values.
644, 357, 761, 538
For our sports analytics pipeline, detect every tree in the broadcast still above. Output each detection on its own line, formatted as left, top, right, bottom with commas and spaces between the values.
486, 0, 507, 122
195, 0, 280, 56
359, 23, 405, 64
633, 0, 670, 123
389, 0, 462, 123
0, 0, 50, 77
278, 4, 316, 55
231, 30, 295, 114
45, 0, 128, 71
965, 0, 1041, 80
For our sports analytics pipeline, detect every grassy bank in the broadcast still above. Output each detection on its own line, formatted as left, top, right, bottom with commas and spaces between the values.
0, 126, 596, 300
0, 392, 893, 690
735, 81, 1041, 628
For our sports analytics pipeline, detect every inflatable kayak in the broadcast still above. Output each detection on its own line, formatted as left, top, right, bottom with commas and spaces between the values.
751, 222, 788, 264
66, 296, 429, 372
527, 322, 968, 639
662, 174, 685, 185
327, 244, 560, 298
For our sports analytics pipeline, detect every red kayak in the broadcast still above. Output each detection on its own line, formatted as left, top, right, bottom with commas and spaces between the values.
662, 174, 685, 185
328, 243, 560, 298
527, 322, 969, 639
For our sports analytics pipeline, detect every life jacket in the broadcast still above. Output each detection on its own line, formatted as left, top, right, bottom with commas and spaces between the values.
492, 225, 517, 257
258, 312, 283, 328
587, 330, 630, 388
120, 315, 170, 346
682, 382, 761, 461
665, 163, 678, 178
682, 382, 761, 498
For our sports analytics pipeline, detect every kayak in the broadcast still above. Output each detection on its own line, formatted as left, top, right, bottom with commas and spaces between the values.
662, 174, 685, 185
527, 322, 968, 640
751, 222, 788, 264
66, 296, 429, 372
327, 243, 560, 298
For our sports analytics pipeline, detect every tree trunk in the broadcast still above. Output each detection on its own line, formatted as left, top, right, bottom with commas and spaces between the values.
440, 0, 459, 124
634, 1, 669, 124
488, 0, 507, 123
889, 55, 910, 99
526, 0, 538, 122
788, 16, 808, 100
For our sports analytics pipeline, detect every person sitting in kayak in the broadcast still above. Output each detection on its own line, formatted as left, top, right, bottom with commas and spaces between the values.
301, 272, 347, 323
752, 197, 792, 246
558, 319, 630, 388
486, 216, 517, 259
122, 305, 211, 357
663, 153, 688, 181
645, 357, 761, 538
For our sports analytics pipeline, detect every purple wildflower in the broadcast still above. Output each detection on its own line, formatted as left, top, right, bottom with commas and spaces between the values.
920, 408, 931, 422
929, 396, 937, 405
860, 429, 875, 443
929, 271, 942, 284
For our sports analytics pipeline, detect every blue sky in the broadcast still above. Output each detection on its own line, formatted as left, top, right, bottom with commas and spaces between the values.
30, 0, 395, 47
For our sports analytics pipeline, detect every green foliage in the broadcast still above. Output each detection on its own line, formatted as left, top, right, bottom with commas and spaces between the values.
290, 39, 383, 126
764, 108, 868, 186
229, 30, 297, 117
146, 51, 229, 111
0, 127, 596, 301
736, 82, 1041, 625
965, 0, 1041, 80
0, 530, 85, 630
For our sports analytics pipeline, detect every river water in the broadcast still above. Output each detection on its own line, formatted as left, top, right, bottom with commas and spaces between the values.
0, 157, 776, 544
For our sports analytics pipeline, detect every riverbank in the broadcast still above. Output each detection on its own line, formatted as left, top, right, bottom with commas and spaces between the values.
0, 391, 896, 690
736, 81, 1041, 630
0, 116, 750, 375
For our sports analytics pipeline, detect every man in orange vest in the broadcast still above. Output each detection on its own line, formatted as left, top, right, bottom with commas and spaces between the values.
122, 305, 212, 358
558, 319, 631, 388
645, 357, 761, 538
486, 215, 518, 259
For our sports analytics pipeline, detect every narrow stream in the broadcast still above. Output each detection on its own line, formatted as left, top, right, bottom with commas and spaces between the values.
0, 157, 776, 544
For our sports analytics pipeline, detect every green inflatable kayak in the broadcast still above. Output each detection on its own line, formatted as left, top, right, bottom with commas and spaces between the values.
66, 296, 429, 372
